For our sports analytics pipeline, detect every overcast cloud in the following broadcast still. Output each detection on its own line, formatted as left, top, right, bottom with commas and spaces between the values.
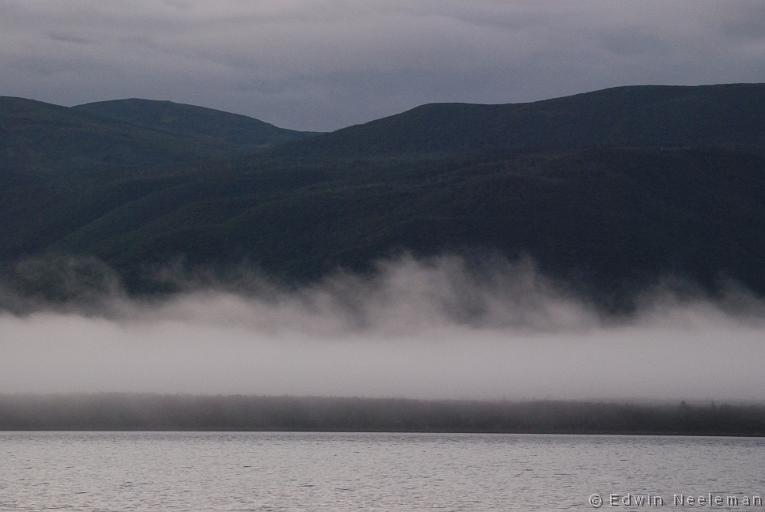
1, 0, 765, 130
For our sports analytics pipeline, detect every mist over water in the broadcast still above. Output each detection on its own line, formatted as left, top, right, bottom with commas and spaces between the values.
1, 256, 763, 401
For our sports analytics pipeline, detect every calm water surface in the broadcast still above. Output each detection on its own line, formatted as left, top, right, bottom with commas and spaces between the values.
1, 432, 764, 511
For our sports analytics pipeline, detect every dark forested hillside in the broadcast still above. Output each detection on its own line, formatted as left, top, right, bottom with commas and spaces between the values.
1, 84, 764, 306
0, 96, 312, 178
0, 97, 225, 175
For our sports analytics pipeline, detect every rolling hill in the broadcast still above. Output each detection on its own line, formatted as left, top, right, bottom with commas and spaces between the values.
74, 99, 312, 152
0, 96, 312, 177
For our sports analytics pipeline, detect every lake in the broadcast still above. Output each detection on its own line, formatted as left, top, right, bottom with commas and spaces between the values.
1, 432, 764, 511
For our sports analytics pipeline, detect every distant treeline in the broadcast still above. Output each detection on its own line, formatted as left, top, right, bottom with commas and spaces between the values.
1, 394, 764, 435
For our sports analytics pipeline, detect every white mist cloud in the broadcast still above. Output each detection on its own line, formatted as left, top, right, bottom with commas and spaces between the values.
0, 256, 763, 401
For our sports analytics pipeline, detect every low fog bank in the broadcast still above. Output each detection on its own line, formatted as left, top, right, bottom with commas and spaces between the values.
3, 395, 765, 435
0, 256, 763, 401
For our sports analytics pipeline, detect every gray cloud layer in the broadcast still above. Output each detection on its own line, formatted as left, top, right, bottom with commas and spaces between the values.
1, 0, 765, 130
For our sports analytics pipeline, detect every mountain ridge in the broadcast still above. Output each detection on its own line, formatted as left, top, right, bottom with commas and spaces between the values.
273, 83, 765, 159
0, 95, 313, 177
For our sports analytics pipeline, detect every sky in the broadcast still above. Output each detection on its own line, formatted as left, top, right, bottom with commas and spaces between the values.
2, 0, 765, 131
